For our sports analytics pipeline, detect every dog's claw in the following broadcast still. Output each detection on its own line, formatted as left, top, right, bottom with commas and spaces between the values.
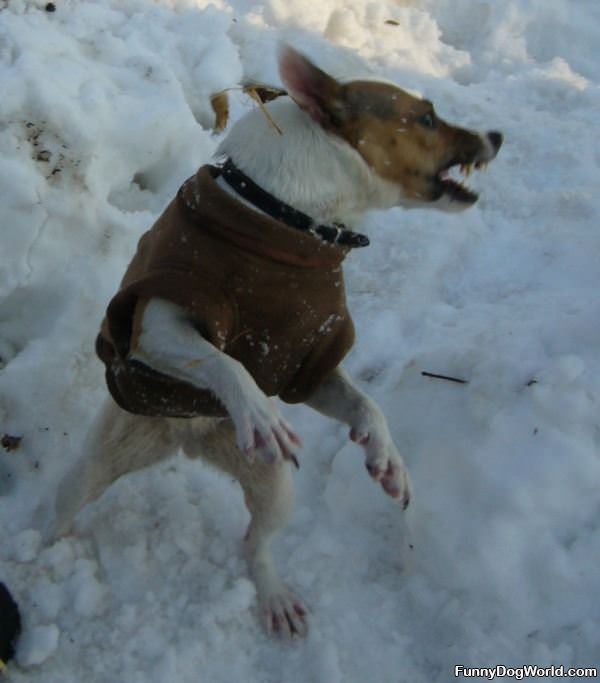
262, 590, 308, 639
352, 423, 411, 505
234, 398, 302, 466
366, 461, 383, 481
402, 487, 411, 509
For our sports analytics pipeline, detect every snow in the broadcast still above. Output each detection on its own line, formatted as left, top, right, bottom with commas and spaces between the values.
16, 623, 59, 668
1, 0, 600, 681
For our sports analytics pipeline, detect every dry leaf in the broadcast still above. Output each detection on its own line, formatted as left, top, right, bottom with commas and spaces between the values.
210, 92, 230, 132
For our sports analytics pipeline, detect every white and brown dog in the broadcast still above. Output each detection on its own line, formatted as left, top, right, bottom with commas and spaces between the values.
53, 46, 502, 637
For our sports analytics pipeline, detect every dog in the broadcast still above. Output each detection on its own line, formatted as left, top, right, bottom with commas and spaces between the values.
52, 45, 502, 638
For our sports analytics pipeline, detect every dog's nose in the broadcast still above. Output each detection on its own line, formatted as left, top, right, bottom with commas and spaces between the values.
487, 131, 503, 153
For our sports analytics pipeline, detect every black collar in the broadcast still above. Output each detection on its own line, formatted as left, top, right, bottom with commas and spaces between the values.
219, 158, 369, 249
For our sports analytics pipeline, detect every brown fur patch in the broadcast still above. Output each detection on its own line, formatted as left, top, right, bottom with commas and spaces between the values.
324, 81, 485, 201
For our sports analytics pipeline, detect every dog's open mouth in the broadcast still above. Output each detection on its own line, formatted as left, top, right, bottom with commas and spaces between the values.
435, 161, 488, 205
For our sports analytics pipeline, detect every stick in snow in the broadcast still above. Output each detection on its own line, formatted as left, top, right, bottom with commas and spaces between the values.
421, 371, 468, 385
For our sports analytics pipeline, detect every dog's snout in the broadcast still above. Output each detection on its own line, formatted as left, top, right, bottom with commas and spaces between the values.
487, 131, 503, 153
477, 130, 503, 164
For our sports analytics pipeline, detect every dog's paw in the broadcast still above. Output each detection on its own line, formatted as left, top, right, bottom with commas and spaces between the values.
350, 427, 411, 508
230, 391, 302, 467
259, 584, 308, 639
219, 360, 303, 466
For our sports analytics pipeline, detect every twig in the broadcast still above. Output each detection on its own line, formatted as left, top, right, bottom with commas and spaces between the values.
421, 371, 468, 385
209, 84, 287, 134
244, 86, 284, 135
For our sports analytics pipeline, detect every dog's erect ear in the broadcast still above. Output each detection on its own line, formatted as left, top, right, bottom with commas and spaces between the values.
278, 44, 345, 128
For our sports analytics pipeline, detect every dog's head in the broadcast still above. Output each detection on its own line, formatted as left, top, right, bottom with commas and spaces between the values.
279, 45, 502, 212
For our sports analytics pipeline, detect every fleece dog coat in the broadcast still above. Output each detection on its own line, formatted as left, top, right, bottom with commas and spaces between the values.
96, 165, 355, 418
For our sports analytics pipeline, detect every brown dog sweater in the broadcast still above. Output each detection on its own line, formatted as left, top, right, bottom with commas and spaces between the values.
96, 165, 355, 418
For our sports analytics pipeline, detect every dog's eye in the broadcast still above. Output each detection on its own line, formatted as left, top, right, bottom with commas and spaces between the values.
418, 112, 436, 129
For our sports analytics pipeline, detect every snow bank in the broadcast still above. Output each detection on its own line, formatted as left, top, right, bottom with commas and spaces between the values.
1, 0, 599, 681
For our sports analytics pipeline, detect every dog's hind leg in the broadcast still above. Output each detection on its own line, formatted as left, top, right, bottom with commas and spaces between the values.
52, 398, 175, 539
181, 418, 308, 638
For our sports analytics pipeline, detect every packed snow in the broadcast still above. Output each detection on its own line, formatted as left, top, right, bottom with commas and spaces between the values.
1, 0, 600, 681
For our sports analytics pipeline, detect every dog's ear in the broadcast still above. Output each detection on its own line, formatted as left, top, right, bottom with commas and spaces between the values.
278, 44, 346, 128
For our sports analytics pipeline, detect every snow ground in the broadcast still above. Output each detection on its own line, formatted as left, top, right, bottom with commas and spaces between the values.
1, 0, 600, 681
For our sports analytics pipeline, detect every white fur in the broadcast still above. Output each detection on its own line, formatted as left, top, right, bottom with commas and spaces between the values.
306, 367, 411, 507
131, 299, 301, 465
217, 98, 405, 225
54, 65, 438, 639
217, 97, 501, 219
51, 42, 504, 635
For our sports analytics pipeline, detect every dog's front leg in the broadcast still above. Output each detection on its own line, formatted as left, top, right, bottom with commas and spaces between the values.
135, 298, 307, 636
133, 298, 302, 466
306, 367, 411, 507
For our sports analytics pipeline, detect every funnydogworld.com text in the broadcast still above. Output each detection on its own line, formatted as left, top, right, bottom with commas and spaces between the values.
454, 665, 598, 680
